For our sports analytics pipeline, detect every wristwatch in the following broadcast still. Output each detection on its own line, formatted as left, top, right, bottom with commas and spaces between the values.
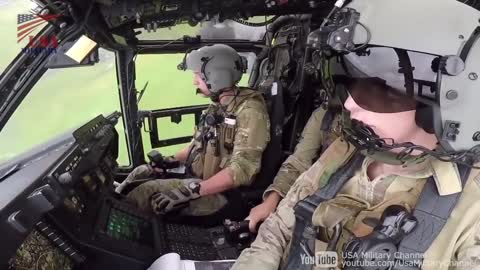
188, 182, 201, 195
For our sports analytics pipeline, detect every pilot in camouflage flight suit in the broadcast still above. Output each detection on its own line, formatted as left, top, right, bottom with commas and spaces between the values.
232, 41, 480, 270
119, 44, 270, 217
232, 1, 480, 269
232, 79, 480, 270
247, 103, 343, 232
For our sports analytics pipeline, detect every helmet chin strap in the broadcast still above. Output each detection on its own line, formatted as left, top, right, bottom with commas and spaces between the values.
210, 86, 238, 103
210, 92, 220, 103
195, 88, 221, 102
341, 114, 480, 169
341, 116, 426, 165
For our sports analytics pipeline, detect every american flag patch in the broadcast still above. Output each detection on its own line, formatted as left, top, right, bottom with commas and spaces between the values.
17, 13, 60, 43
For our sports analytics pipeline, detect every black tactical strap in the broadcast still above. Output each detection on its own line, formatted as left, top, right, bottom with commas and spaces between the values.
284, 153, 365, 270
314, 108, 335, 156
184, 112, 209, 176
184, 148, 201, 177
321, 109, 335, 132
394, 164, 471, 270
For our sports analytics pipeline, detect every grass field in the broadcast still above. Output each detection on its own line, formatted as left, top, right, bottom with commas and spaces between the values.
0, 1, 250, 165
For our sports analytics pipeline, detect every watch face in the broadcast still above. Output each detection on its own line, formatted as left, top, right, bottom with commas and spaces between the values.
188, 182, 200, 194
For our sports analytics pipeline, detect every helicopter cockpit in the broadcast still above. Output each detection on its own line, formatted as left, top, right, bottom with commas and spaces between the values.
0, 0, 336, 269
3, 0, 480, 269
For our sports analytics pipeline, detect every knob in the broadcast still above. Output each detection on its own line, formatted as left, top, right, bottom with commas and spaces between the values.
94, 126, 110, 140
239, 232, 250, 240
439, 55, 465, 76
94, 132, 103, 140
58, 172, 73, 184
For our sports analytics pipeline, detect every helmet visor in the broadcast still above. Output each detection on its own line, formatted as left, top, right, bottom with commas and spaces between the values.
347, 78, 418, 113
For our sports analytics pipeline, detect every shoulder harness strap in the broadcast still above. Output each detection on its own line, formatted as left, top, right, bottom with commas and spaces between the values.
283, 153, 365, 270
394, 163, 471, 269
321, 108, 335, 132
184, 109, 211, 176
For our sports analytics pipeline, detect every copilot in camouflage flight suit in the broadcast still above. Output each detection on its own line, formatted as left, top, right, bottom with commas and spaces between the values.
262, 106, 342, 201
232, 138, 480, 270
126, 88, 270, 216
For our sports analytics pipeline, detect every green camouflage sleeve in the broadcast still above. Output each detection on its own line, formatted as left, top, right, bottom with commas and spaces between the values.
451, 220, 480, 269
225, 100, 270, 187
232, 139, 355, 270
263, 107, 328, 199
232, 166, 317, 270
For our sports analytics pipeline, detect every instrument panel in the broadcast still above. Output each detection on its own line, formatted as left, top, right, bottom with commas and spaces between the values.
0, 114, 119, 267
98, 0, 333, 30
3, 113, 245, 270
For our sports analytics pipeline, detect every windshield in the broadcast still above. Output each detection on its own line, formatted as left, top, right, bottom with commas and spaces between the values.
0, 0, 132, 165
0, 48, 129, 165
0, 2, 266, 166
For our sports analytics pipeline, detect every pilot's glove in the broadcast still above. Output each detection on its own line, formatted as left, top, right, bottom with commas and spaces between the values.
115, 164, 157, 194
150, 181, 201, 214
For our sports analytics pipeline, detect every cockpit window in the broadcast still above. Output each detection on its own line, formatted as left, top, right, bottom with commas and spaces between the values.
0, 49, 129, 165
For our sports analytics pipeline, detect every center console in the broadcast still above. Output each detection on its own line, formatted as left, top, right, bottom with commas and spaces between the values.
92, 196, 245, 262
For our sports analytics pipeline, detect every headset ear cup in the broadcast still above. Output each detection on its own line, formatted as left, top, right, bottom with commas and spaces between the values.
415, 104, 435, 134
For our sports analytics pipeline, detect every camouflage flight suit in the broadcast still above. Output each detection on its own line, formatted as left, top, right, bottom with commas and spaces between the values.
9, 229, 74, 270
126, 88, 270, 216
232, 138, 480, 270
263, 106, 341, 200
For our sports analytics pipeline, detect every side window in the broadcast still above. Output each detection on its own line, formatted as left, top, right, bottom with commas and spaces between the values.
135, 53, 252, 157
0, 49, 129, 165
